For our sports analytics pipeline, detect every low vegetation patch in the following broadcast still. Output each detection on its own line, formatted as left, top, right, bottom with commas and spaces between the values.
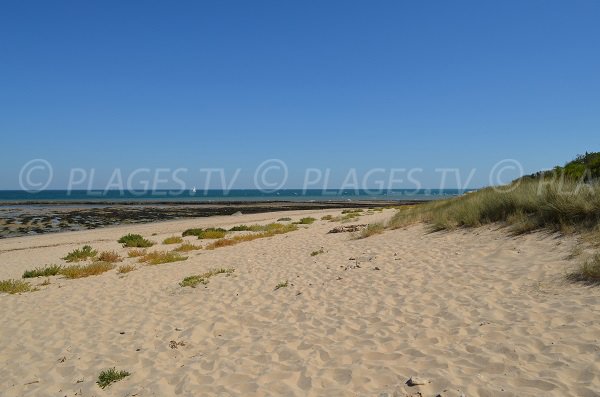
228, 223, 285, 232
0, 279, 35, 294
387, 178, 600, 234
357, 222, 385, 239
174, 242, 202, 252
23, 264, 62, 278
569, 254, 600, 284
127, 249, 146, 258
206, 224, 297, 250
117, 264, 136, 274
310, 248, 325, 256
277, 217, 292, 221
163, 236, 183, 244
138, 251, 187, 265
63, 245, 97, 262
180, 268, 235, 288
98, 251, 122, 263
182, 227, 227, 238
118, 234, 154, 248
342, 209, 364, 214
321, 215, 334, 220
274, 280, 288, 290
60, 261, 115, 279
97, 367, 131, 389
295, 217, 316, 225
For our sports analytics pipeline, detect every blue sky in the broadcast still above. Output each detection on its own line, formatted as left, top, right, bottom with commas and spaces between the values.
1, 1, 599, 189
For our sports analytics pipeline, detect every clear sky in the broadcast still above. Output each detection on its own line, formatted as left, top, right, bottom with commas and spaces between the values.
1, 1, 599, 189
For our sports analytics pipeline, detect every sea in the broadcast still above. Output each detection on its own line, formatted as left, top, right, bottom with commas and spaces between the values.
0, 189, 471, 203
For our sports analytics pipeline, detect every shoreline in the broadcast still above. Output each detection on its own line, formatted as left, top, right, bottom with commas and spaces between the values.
0, 200, 420, 239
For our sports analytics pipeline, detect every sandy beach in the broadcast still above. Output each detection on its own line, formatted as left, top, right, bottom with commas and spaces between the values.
1, 208, 599, 397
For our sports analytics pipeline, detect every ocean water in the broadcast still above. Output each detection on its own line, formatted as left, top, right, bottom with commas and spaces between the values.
0, 189, 470, 203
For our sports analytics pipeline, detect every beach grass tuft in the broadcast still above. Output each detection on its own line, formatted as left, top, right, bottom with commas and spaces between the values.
277, 217, 292, 221
180, 268, 234, 288
138, 251, 187, 265
174, 242, 202, 252
206, 224, 297, 250
163, 236, 183, 244
117, 264, 136, 274
63, 245, 97, 262
23, 264, 62, 278
97, 367, 130, 389
568, 254, 600, 284
127, 249, 147, 258
118, 234, 154, 248
357, 222, 385, 239
274, 280, 289, 290
182, 228, 227, 238
0, 279, 35, 294
60, 261, 115, 279
98, 251, 122, 263
295, 217, 316, 225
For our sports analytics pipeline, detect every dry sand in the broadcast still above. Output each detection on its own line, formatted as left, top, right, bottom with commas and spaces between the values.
0, 209, 599, 397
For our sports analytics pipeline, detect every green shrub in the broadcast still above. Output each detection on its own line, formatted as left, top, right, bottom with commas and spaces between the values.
60, 261, 115, 279
310, 248, 324, 256
63, 245, 97, 262
0, 279, 35, 294
182, 227, 226, 237
163, 236, 183, 244
23, 264, 62, 278
277, 217, 292, 221
118, 234, 154, 248
138, 251, 187, 265
97, 368, 130, 389
296, 217, 316, 225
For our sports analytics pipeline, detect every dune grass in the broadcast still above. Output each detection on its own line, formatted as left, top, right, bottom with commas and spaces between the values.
60, 261, 115, 279
384, 178, 600, 284
127, 249, 147, 258
182, 228, 227, 238
321, 215, 334, 220
0, 279, 35, 294
97, 368, 130, 389
295, 217, 316, 225
118, 234, 154, 248
357, 222, 385, 239
117, 264, 136, 274
22, 264, 62, 278
180, 268, 235, 288
568, 254, 600, 284
387, 179, 600, 234
98, 251, 122, 263
277, 217, 292, 221
274, 280, 288, 290
163, 236, 183, 244
228, 223, 286, 232
206, 224, 297, 250
174, 242, 202, 252
62, 245, 97, 262
342, 209, 364, 214
138, 250, 187, 265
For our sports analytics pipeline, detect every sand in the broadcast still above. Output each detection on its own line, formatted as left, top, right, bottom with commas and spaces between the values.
0, 208, 598, 397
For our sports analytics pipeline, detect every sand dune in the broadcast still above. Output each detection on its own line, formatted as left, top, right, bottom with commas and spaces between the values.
0, 209, 598, 396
